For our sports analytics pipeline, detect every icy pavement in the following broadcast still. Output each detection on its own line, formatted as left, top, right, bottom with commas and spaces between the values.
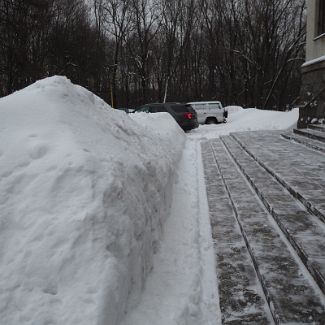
201, 131, 325, 323
231, 130, 325, 224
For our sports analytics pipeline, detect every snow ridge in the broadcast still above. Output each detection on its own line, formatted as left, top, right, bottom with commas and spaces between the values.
0, 76, 185, 325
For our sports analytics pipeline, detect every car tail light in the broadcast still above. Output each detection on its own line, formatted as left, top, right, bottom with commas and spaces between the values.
184, 112, 193, 119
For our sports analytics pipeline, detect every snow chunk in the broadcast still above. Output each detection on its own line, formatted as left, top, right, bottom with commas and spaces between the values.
302, 55, 325, 68
0, 76, 185, 325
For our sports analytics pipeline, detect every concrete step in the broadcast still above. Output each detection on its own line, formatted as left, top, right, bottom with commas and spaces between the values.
294, 128, 325, 143
206, 138, 325, 324
222, 135, 325, 295
230, 131, 325, 225
281, 131, 325, 154
308, 124, 325, 133
201, 141, 272, 324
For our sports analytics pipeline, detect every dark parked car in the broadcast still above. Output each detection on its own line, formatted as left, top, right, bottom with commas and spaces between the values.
135, 103, 199, 131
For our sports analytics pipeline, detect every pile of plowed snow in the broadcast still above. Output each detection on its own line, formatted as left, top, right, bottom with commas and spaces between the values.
189, 106, 299, 139
0, 76, 185, 325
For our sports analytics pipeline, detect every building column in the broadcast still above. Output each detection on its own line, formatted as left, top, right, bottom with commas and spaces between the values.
298, 60, 325, 128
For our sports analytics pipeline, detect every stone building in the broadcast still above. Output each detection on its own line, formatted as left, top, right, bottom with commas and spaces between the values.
299, 0, 325, 128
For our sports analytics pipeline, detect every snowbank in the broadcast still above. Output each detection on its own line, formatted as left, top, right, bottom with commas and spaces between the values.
120, 140, 219, 325
189, 107, 299, 139
225, 105, 243, 114
0, 76, 185, 325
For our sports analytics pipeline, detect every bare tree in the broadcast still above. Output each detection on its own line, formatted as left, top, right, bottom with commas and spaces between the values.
95, 0, 131, 107
0, 0, 306, 110
127, 0, 162, 102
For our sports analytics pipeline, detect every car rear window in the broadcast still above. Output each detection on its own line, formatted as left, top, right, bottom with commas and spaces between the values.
136, 106, 150, 112
171, 105, 190, 112
193, 104, 207, 110
209, 103, 222, 110
151, 105, 167, 113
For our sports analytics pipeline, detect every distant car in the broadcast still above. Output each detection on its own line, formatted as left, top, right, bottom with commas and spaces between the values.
135, 103, 199, 131
187, 101, 227, 124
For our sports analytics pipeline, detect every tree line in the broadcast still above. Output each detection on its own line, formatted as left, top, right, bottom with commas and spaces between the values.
0, 0, 306, 109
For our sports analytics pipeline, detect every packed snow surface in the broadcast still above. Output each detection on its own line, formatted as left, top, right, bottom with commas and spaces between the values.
120, 140, 219, 325
0, 76, 185, 325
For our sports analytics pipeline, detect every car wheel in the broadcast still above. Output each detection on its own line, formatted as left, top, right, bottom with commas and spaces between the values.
206, 117, 217, 124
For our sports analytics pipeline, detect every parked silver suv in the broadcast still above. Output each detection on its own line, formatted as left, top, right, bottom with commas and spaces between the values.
187, 101, 227, 124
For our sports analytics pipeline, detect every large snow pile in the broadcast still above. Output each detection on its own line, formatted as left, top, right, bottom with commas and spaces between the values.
189, 106, 299, 139
0, 76, 185, 325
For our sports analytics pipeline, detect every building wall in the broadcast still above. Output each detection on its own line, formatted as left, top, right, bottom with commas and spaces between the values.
306, 0, 325, 61
299, 0, 325, 128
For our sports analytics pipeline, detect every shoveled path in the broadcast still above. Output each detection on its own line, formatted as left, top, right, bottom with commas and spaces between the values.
201, 130, 325, 324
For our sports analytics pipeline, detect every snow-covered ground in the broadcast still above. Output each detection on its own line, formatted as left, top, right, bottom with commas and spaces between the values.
188, 106, 298, 139
120, 139, 219, 325
0, 77, 299, 325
